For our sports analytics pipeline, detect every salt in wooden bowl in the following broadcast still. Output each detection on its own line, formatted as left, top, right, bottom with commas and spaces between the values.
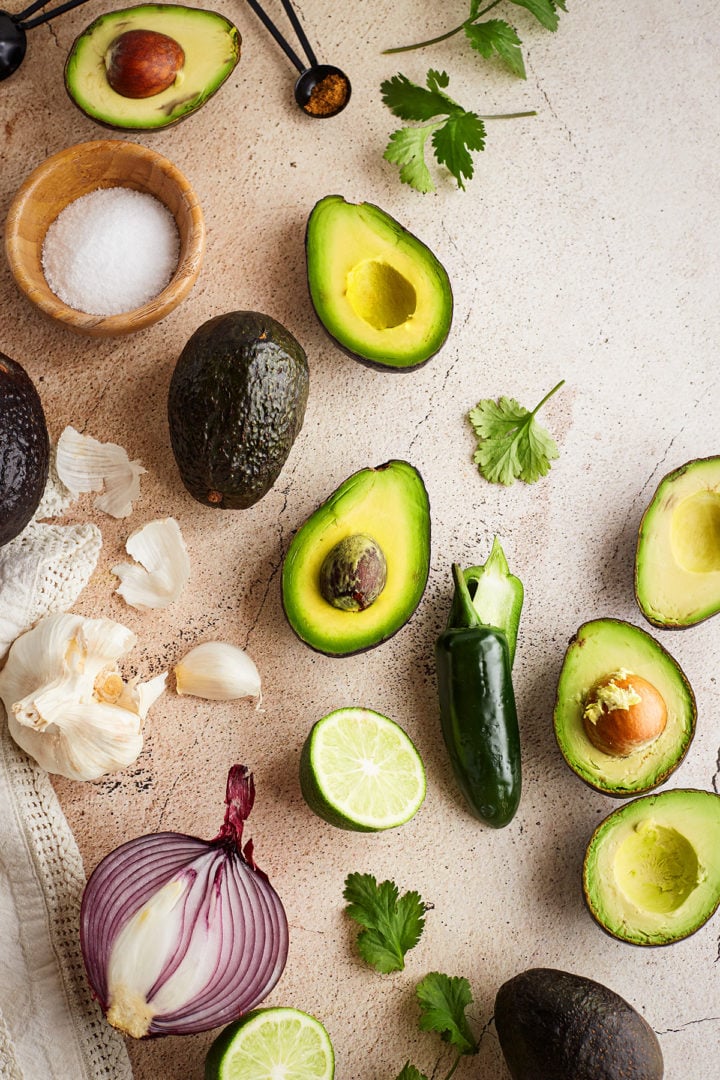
4, 139, 205, 337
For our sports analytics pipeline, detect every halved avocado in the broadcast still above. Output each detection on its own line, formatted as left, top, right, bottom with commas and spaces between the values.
553, 618, 695, 797
281, 461, 430, 655
495, 967, 664, 1079
635, 456, 720, 628
305, 195, 453, 371
583, 788, 720, 945
65, 4, 240, 131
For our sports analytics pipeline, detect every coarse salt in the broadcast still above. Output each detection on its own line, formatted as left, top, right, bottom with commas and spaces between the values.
41, 186, 180, 316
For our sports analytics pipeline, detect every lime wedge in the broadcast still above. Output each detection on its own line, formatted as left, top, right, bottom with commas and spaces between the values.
299, 707, 426, 831
204, 1007, 334, 1080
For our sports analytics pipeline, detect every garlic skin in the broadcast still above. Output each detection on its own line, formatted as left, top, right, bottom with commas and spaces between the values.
0, 612, 167, 781
175, 642, 261, 701
55, 426, 145, 518
113, 518, 190, 610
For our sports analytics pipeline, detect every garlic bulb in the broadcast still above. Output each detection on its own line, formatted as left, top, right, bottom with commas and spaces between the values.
0, 612, 167, 781
113, 518, 190, 610
56, 426, 145, 518
174, 642, 261, 701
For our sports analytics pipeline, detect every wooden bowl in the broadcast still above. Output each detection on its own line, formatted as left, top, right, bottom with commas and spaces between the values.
4, 140, 205, 337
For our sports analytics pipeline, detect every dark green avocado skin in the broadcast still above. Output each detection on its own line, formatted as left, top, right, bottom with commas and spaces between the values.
495, 968, 664, 1080
168, 312, 309, 509
0, 353, 49, 547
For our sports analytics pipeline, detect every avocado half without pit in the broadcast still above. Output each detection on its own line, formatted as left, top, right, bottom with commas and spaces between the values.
583, 788, 720, 946
65, 4, 241, 130
305, 196, 453, 371
281, 460, 430, 655
553, 618, 695, 797
635, 455, 720, 628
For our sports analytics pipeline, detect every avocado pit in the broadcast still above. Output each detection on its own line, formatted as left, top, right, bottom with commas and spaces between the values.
105, 28, 185, 98
319, 533, 387, 612
582, 670, 667, 757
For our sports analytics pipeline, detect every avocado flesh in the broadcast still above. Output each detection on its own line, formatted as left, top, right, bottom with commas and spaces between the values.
65, 4, 240, 130
584, 788, 720, 945
495, 967, 664, 1079
636, 456, 720, 628
168, 311, 309, 509
0, 354, 49, 547
306, 196, 453, 370
553, 618, 695, 796
281, 461, 430, 655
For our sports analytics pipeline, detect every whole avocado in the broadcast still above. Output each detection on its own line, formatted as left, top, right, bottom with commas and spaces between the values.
0, 353, 50, 547
495, 968, 663, 1080
168, 312, 309, 509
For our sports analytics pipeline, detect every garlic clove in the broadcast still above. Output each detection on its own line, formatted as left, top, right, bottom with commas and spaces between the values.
113, 518, 190, 610
174, 642, 261, 701
56, 426, 145, 518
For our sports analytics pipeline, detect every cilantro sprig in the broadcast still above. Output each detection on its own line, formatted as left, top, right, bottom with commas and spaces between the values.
382, 69, 535, 192
343, 872, 427, 973
396, 973, 479, 1080
384, 0, 569, 80
469, 380, 565, 485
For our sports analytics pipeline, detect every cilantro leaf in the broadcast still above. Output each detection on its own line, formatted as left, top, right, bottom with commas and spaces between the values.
509, 0, 561, 31
381, 72, 457, 121
384, 126, 436, 193
468, 380, 564, 485
416, 973, 478, 1055
343, 873, 427, 973
395, 1065, 428, 1080
464, 20, 526, 78
432, 111, 485, 190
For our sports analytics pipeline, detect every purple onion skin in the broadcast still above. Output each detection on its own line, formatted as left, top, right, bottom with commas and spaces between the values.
80, 765, 289, 1038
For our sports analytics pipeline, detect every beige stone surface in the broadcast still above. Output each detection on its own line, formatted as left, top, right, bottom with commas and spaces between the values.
1, 0, 719, 1077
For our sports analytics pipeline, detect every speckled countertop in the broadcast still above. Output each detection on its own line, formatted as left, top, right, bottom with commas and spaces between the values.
1, 1, 719, 1077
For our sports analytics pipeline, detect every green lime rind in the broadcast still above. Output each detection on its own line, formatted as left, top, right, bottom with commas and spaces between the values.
205, 1007, 335, 1080
299, 707, 426, 832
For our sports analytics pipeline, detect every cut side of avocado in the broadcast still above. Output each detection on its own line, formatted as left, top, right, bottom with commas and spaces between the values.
305, 196, 453, 371
553, 618, 695, 797
65, 4, 240, 131
583, 788, 720, 945
281, 460, 430, 656
635, 456, 720, 628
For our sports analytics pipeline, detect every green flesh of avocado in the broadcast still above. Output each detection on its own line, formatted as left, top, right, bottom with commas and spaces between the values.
583, 788, 720, 945
281, 461, 430, 656
65, 4, 240, 131
495, 967, 664, 1079
305, 196, 453, 371
553, 618, 695, 797
168, 311, 309, 509
0, 353, 49, 548
636, 456, 720, 628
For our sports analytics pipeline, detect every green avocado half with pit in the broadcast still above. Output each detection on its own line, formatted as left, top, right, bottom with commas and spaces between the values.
65, 4, 240, 131
553, 618, 695, 797
305, 196, 453, 371
281, 460, 430, 655
635, 456, 720, 628
583, 788, 720, 945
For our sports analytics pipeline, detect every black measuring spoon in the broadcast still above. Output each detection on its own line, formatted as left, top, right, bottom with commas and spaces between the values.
244, 0, 350, 118
0, 0, 93, 80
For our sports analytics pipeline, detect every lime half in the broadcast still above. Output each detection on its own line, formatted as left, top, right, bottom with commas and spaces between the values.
204, 1007, 334, 1080
299, 707, 426, 831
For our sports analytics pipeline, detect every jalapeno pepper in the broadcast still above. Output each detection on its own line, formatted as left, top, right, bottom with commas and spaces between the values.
435, 560, 522, 828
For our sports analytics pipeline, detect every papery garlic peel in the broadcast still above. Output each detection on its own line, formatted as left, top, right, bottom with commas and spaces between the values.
113, 517, 190, 610
55, 426, 145, 518
0, 612, 167, 781
174, 641, 261, 701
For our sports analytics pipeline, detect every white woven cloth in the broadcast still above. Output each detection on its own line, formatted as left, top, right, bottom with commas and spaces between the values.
0, 463, 133, 1079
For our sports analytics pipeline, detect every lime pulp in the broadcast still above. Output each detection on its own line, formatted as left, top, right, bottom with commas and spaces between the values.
204, 1007, 335, 1080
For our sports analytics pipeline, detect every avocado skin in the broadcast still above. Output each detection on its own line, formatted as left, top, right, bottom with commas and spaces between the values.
168, 312, 309, 510
0, 353, 49, 547
495, 968, 663, 1080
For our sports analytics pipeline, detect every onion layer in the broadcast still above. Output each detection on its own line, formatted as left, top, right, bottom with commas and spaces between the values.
80, 766, 289, 1037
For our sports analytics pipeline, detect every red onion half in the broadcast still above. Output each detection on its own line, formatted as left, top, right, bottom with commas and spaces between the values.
80, 765, 289, 1038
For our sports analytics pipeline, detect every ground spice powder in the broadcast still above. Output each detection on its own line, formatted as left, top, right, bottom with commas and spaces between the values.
304, 72, 350, 117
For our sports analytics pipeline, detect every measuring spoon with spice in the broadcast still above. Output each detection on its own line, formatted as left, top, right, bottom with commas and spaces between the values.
243, 0, 350, 118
